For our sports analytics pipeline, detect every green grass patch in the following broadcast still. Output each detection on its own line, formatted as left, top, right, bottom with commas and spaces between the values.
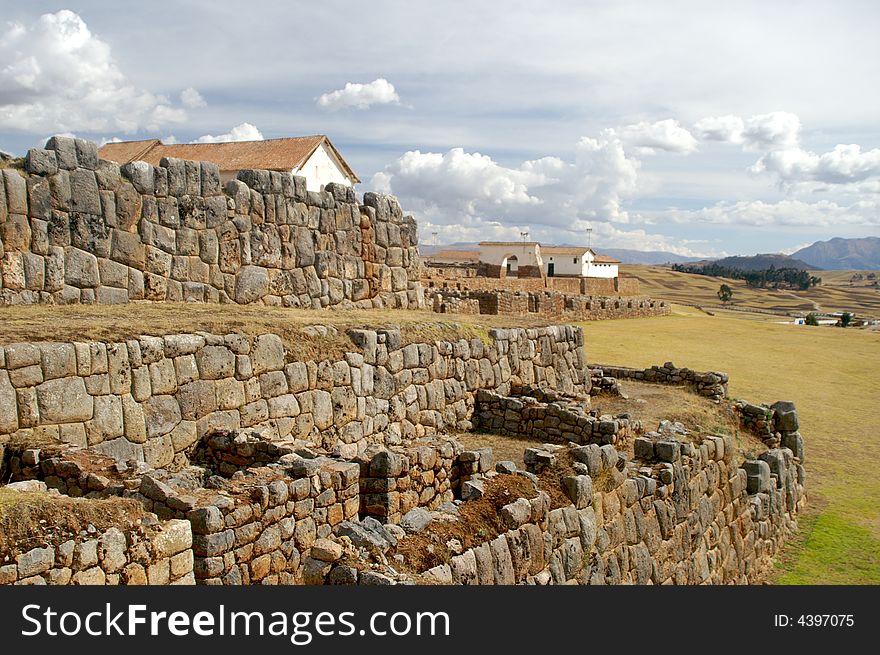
776, 510, 880, 585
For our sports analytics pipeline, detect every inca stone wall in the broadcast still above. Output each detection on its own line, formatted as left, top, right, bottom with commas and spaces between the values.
430, 288, 670, 321
415, 434, 804, 585
0, 325, 587, 468
473, 386, 636, 446
0, 508, 193, 586
591, 362, 729, 401
0, 136, 422, 308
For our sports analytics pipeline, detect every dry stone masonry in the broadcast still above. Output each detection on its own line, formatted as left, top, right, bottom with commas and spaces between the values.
0, 137, 422, 308
589, 362, 729, 401
430, 288, 670, 321
407, 432, 805, 585
0, 338, 806, 585
0, 325, 587, 470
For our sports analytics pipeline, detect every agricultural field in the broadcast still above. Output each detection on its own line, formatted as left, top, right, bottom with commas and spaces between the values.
580, 305, 880, 584
627, 265, 880, 319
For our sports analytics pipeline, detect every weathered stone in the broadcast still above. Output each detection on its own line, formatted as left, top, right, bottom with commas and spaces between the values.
235, 265, 269, 304
65, 248, 99, 288
36, 377, 93, 423
143, 395, 182, 438
500, 497, 532, 528
400, 507, 433, 534
153, 520, 193, 558
462, 479, 485, 501
310, 538, 344, 562
771, 400, 799, 432
16, 546, 55, 578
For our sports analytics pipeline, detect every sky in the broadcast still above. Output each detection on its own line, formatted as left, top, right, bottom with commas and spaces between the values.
1, 1, 878, 257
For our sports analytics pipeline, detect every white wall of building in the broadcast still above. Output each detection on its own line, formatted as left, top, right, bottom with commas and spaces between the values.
478, 242, 544, 272
584, 260, 619, 278
544, 251, 588, 276
293, 143, 354, 191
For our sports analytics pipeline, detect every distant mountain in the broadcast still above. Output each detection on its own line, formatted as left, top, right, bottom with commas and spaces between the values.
792, 237, 880, 270
702, 253, 816, 271
420, 242, 479, 257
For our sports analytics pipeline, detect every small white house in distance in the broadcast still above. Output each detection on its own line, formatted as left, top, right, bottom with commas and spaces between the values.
541, 246, 620, 278
477, 242, 545, 278
99, 135, 360, 192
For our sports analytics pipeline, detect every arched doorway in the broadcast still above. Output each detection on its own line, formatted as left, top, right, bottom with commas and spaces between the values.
502, 255, 519, 278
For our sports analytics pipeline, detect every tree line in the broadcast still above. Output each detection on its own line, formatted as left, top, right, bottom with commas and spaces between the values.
672, 263, 822, 290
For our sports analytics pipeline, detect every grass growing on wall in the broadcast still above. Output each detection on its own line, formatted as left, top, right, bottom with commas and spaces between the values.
579, 305, 880, 584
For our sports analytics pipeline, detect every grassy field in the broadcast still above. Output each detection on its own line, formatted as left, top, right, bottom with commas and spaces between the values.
580, 305, 880, 584
627, 265, 880, 318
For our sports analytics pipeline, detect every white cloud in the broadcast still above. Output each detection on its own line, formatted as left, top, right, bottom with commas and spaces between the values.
194, 122, 263, 143
618, 119, 698, 154
695, 114, 745, 143
180, 87, 207, 109
373, 129, 644, 234
650, 198, 879, 227
742, 111, 801, 150
316, 78, 400, 111
751, 143, 880, 185
0, 10, 189, 134
695, 111, 801, 150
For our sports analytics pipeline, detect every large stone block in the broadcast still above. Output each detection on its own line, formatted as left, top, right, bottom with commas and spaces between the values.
36, 377, 93, 423
69, 169, 101, 215
143, 395, 182, 438
64, 248, 99, 288
195, 346, 235, 380
0, 372, 19, 434
251, 334, 285, 374
235, 265, 269, 304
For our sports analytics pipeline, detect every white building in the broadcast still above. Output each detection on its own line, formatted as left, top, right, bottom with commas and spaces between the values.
540, 246, 620, 278
477, 242, 545, 278
99, 135, 360, 192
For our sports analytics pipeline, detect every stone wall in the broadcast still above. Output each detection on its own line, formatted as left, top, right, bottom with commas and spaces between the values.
0, 136, 422, 308
417, 433, 804, 585
0, 513, 193, 586
0, 325, 587, 468
591, 362, 729, 401
423, 269, 641, 296
473, 387, 636, 446
429, 288, 670, 321
357, 437, 462, 523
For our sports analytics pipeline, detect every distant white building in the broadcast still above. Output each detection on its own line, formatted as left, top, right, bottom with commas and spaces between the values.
477, 242, 545, 278
475, 242, 621, 279
99, 135, 360, 192
541, 246, 620, 278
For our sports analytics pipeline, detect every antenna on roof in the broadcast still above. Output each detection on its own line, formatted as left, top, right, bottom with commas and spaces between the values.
586, 225, 593, 249
520, 231, 530, 243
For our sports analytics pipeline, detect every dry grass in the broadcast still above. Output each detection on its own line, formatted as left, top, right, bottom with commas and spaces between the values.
457, 431, 545, 468
394, 474, 537, 572
0, 303, 560, 358
580, 304, 880, 584
628, 264, 880, 318
592, 381, 767, 462
0, 489, 144, 555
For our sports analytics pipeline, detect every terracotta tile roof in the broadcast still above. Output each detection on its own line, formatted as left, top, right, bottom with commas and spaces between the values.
592, 254, 620, 263
98, 139, 161, 165
98, 135, 360, 182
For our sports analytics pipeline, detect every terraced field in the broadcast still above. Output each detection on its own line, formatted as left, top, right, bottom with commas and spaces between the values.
627, 265, 880, 318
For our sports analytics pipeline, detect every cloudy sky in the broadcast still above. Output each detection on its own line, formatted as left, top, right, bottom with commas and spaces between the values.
1, 1, 878, 256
